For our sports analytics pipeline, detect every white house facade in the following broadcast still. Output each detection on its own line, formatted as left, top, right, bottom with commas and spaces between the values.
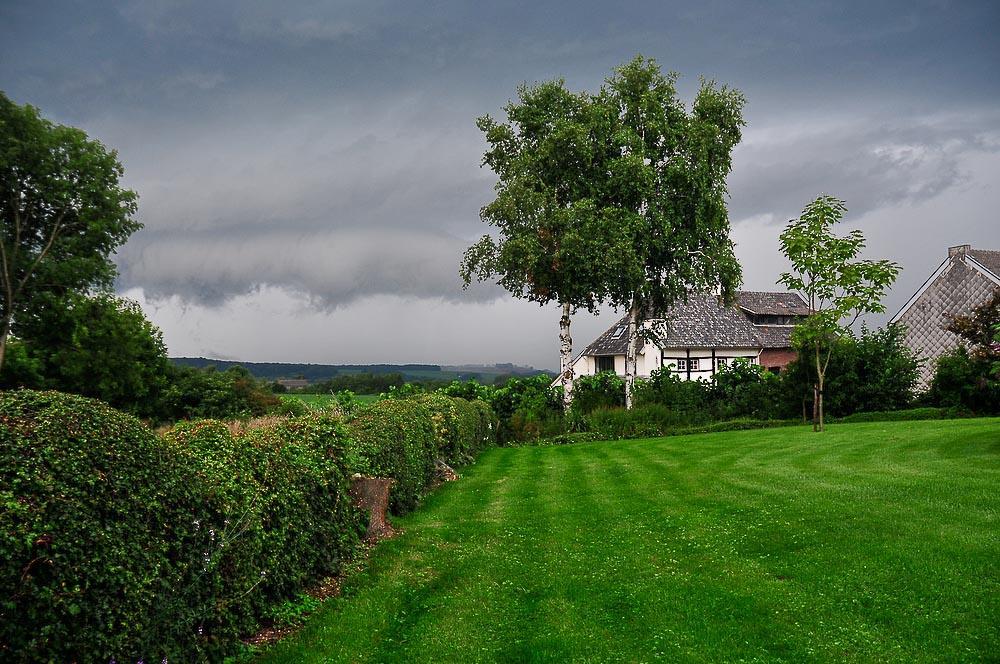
571, 292, 809, 381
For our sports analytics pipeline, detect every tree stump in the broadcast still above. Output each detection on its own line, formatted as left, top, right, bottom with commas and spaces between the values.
349, 475, 395, 542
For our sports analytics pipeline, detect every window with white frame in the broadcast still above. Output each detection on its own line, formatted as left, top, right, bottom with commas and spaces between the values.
717, 357, 728, 368
688, 358, 700, 371
675, 358, 687, 371
596, 355, 616, 373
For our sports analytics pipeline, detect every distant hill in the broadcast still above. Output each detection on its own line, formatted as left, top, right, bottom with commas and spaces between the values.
170, 358, 553, 383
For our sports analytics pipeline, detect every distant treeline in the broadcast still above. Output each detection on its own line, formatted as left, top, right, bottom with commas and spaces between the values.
301, 373, 406, 395
170, 357, 442, 382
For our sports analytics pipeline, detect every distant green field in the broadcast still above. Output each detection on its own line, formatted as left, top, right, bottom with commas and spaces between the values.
281, 393, 378, 406
260, 419, 1000, 662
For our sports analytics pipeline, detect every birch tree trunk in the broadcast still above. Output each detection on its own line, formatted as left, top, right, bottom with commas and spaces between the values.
624, 299, 641, 410
559, 301, 574, 411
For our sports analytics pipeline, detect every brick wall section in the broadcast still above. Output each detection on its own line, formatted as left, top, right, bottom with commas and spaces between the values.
898, 259, 997, 389
759, 348, 797, 371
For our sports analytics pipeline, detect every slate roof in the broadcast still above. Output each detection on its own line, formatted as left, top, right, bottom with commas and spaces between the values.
583, 291, 806, 356
968, 249, 1000, 278
736, 291, 811, 316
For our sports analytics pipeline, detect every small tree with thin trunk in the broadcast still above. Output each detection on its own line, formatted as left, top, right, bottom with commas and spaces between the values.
778, 195, 900, 431
596, 57, 746, 408
0, 93, 139, 372
461, 80, 614, 411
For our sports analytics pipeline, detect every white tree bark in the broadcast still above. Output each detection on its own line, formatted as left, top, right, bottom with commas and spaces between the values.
624, 300, 641, 410
559, 301, 574, 411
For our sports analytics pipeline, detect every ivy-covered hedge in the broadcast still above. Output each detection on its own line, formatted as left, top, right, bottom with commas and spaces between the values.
0, 391, 224, 662
343, 399, 438, 514
0, 391, 361, 662
416, 393, 496, 465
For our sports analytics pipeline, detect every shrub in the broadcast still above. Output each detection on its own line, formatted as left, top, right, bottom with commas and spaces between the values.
343, 399, 438, 514
486, 374, 562, 443
0, 391, 224, 662
572, 371, 625, 413
927, 346, 1000, 415
416, 393, 496, 465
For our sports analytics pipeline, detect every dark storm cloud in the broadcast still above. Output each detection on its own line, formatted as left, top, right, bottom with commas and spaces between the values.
2, 0, 999, 314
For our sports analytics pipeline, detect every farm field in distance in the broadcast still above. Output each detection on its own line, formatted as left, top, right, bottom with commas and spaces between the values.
261, 419, 999, 663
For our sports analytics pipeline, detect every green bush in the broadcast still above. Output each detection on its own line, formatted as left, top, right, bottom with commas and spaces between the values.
0, 391, 362, 663
832, 407, 967, 423
572, 371, 625, 413
416, 393, 496, 465
0, 391, 224, 662
344, 399, 438, 514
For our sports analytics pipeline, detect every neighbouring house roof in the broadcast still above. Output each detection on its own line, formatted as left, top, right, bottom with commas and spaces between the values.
736, 291, 812, 316
582, 291, 808, 356
967, 248, 1000, 279
890, 245, 1000, 389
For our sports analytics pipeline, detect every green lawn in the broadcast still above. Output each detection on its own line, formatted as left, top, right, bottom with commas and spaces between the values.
260, 419, 1000, 663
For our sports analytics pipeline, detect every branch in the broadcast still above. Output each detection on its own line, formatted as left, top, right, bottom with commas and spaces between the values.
13, 207, 69, 298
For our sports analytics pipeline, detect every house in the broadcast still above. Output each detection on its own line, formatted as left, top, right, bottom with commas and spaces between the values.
890, 244, 1000, 389
572, 291, 810, 381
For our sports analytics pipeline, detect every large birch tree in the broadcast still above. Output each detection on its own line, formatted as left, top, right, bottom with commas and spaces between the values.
598, 57, 746, 408
460, 80, 614, 410
0, 93, 139, 372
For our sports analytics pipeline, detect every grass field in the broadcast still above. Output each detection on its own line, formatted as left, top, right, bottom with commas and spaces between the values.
260, 419, 1000, 663
280, 393, 378, 406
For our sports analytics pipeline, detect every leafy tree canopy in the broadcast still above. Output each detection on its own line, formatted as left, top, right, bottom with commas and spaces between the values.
0, 92, 139, 370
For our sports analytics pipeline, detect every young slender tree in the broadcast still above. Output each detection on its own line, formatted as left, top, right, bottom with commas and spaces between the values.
778, 195, 900, 431
0, 93, 139, 372
597, 57, 746, 408
461, 80, 615, 410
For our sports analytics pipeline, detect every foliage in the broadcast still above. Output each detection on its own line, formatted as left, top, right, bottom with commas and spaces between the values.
162, 414, 361, 648
439, 379, 492, 401
778, 195, 900, 430
11, 293, 171, 417
159, 364, 281, 421
597, 57, 746, 408
416, 393, 495, 466
0, 338, 42, 388
632, 368, 713, 421
927, 346, 1000, 414
0, 391, 225, 662
461, 75, 616, 409
782, 325, 920, 418
484, 373, 562, 443
343, 399, 438, 514
571, 371, 625, 413
306, 372, 405, 395
707, 359, 787, 420
0, 93, 140, 372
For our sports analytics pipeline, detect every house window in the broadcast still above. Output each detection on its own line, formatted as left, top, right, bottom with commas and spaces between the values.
675, 358, 687, 371
596, 355, 616, 373
717, 357, 728, 368
688, 358, 700, 371
611, 325, 627, 340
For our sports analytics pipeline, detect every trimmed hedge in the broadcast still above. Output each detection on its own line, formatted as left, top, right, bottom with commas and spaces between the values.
417, 393, 496, 465
343, 399, 438, 514
0, 391, 361, 662
0, 391, 223, 662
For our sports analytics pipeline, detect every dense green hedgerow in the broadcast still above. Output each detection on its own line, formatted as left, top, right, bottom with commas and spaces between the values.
344, 399, 438, 514
0, 391, 363, 663
0, 390, 224, 662
416, 393, 496, 465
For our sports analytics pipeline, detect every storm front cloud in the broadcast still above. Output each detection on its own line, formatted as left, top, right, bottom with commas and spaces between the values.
2, 1, 998, 367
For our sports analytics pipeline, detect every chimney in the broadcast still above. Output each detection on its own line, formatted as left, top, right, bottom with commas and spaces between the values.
948, 244, 971, 258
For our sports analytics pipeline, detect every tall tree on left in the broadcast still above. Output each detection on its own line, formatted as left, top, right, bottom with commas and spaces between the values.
460, 80, 614, 410
0, 92, 139, 372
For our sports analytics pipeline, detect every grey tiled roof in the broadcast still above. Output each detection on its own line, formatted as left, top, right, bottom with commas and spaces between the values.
968, 249, 1000, 279
736, 291, 811, 315
583, 292, 805, 355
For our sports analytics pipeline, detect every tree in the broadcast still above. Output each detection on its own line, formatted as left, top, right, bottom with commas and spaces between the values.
0, 92, 139, 372
16, 293, 170, 417
778, 195, 900, 431
597, 57, 746, 408
460, 79, 614, 410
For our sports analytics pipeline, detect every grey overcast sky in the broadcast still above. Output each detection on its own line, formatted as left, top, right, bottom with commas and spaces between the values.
2, 1, 999, 369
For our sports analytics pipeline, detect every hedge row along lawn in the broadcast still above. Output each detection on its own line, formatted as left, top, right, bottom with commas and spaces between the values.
260, 419, 999, 663
281, 393, 378, 406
